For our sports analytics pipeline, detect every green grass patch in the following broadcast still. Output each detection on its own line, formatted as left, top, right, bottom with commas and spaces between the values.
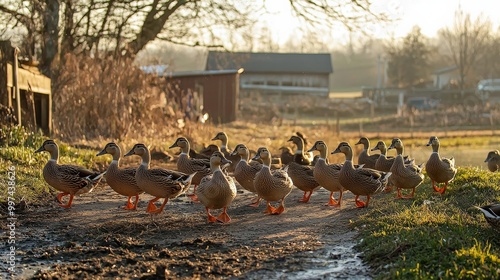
0, 126, 108, 203
354, 167, 500, 279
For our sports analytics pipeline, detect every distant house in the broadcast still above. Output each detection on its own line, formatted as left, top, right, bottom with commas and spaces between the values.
433, 65, 459, 89
206, 51, 333, 98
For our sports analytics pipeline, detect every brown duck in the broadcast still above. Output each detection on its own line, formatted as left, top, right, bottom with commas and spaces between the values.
211, 131, 240, 173
287, 135, 319, 203
485, 150, 499, 172
355, 137, 380, 169
332, 142, 391, 208
125, 143, 196, 214
230, 144, 262, 207
387, 138, 424, 199
196, 151, 237, 223
169, 137, 211, 201
252, 147, 293, 215
425, 136, 457, 194
307, 140, 344, 207
35, 140, 105, 208
96, 142, 144, 210
288, 134, 314, 165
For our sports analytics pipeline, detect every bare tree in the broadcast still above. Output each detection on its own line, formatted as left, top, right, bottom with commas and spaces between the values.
1, 0, 392, 77
288, 0, 390, 32
385, 26, 431, 88
439, 8, 491, 89
475, 29, 500, 79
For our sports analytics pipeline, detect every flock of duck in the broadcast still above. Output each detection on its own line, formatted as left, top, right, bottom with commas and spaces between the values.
34, 132, 500, 229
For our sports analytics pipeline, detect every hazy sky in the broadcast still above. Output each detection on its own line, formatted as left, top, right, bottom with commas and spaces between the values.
261, 0, 499, 46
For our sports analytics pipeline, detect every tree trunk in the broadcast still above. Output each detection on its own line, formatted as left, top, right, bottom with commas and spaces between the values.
126, 1, 186, 55
41, 0, 60, 78
60, 0, 75, 58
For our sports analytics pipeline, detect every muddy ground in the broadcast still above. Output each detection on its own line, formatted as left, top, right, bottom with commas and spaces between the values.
2, 165, 377, 280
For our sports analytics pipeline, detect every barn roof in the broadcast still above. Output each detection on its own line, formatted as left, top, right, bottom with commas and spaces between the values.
206, 51, 333, 74
165, 68, 244, 78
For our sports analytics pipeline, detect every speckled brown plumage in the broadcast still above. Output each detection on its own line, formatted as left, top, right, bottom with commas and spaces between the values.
211, 132, 240, 173
387, 138, 424, 199
332, 142, 391, 208
169, 137, 211, 200
35, 140, 105, 208
125, 143, 196, 214
97, 142, 144, 210
279, 146, 294, 165
371, 141, 396, 172
286, 135, 319, 202
485, 150, 500, 172
252, 147, 293, 215
355, 137, 380, 169
196, 151, 237, 223
287, 135, 314, 165
425, 136, 457, 194
199, 144, 221, 158
307, 140, 344, 207
230, 144, 262, 206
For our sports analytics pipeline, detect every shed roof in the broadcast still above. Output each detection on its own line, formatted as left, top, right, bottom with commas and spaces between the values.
206, 51, 333, 74
163, 68, 244, 78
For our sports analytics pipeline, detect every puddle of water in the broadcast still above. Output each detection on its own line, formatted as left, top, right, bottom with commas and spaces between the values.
1, 231, 67, 279
240, 231, 371, 280
276, 240, 372, 280
274, 240, 371, 280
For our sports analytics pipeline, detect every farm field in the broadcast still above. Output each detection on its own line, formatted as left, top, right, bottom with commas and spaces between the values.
1, 122, 499, 279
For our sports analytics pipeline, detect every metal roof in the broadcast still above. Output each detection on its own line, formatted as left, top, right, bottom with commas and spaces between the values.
162, 68, 244, 78
206, 51, 333, 74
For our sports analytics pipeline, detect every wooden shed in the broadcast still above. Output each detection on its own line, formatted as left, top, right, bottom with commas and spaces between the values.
163, 69, 243, 124
0, 41, 52, 134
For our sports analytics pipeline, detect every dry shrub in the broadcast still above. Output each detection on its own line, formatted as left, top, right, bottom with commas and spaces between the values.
51, 54, 186, 142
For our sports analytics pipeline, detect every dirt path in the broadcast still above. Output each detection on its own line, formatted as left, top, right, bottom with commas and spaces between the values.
4, 177, 375, 279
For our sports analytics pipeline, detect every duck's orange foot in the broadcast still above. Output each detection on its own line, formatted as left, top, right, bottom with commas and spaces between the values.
146, 199, 160, 213
216, 211, 231, 223
298, 191, 312, 203
383, 185, 393, 193
207, 216, 217, 223
122, 196, 137, 210
433, 185, 446, 194
396, 188, 415, 199
146, 206, 159, 213
263, 203, 276, 214
122, 204, 136, 210
187, 193, 199, 202
272, 205, 285, 215
355, 200, 366, 208
58, 194, 74, 208
354, 195, 368, 208
56, 192, 69, 204
325, 197, 340, 207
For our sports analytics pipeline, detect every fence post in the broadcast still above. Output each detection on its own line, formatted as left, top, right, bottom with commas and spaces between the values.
13, 47, 21, 126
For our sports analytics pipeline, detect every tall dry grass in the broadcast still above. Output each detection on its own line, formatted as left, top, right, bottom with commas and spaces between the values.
51, 54, 188, 142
